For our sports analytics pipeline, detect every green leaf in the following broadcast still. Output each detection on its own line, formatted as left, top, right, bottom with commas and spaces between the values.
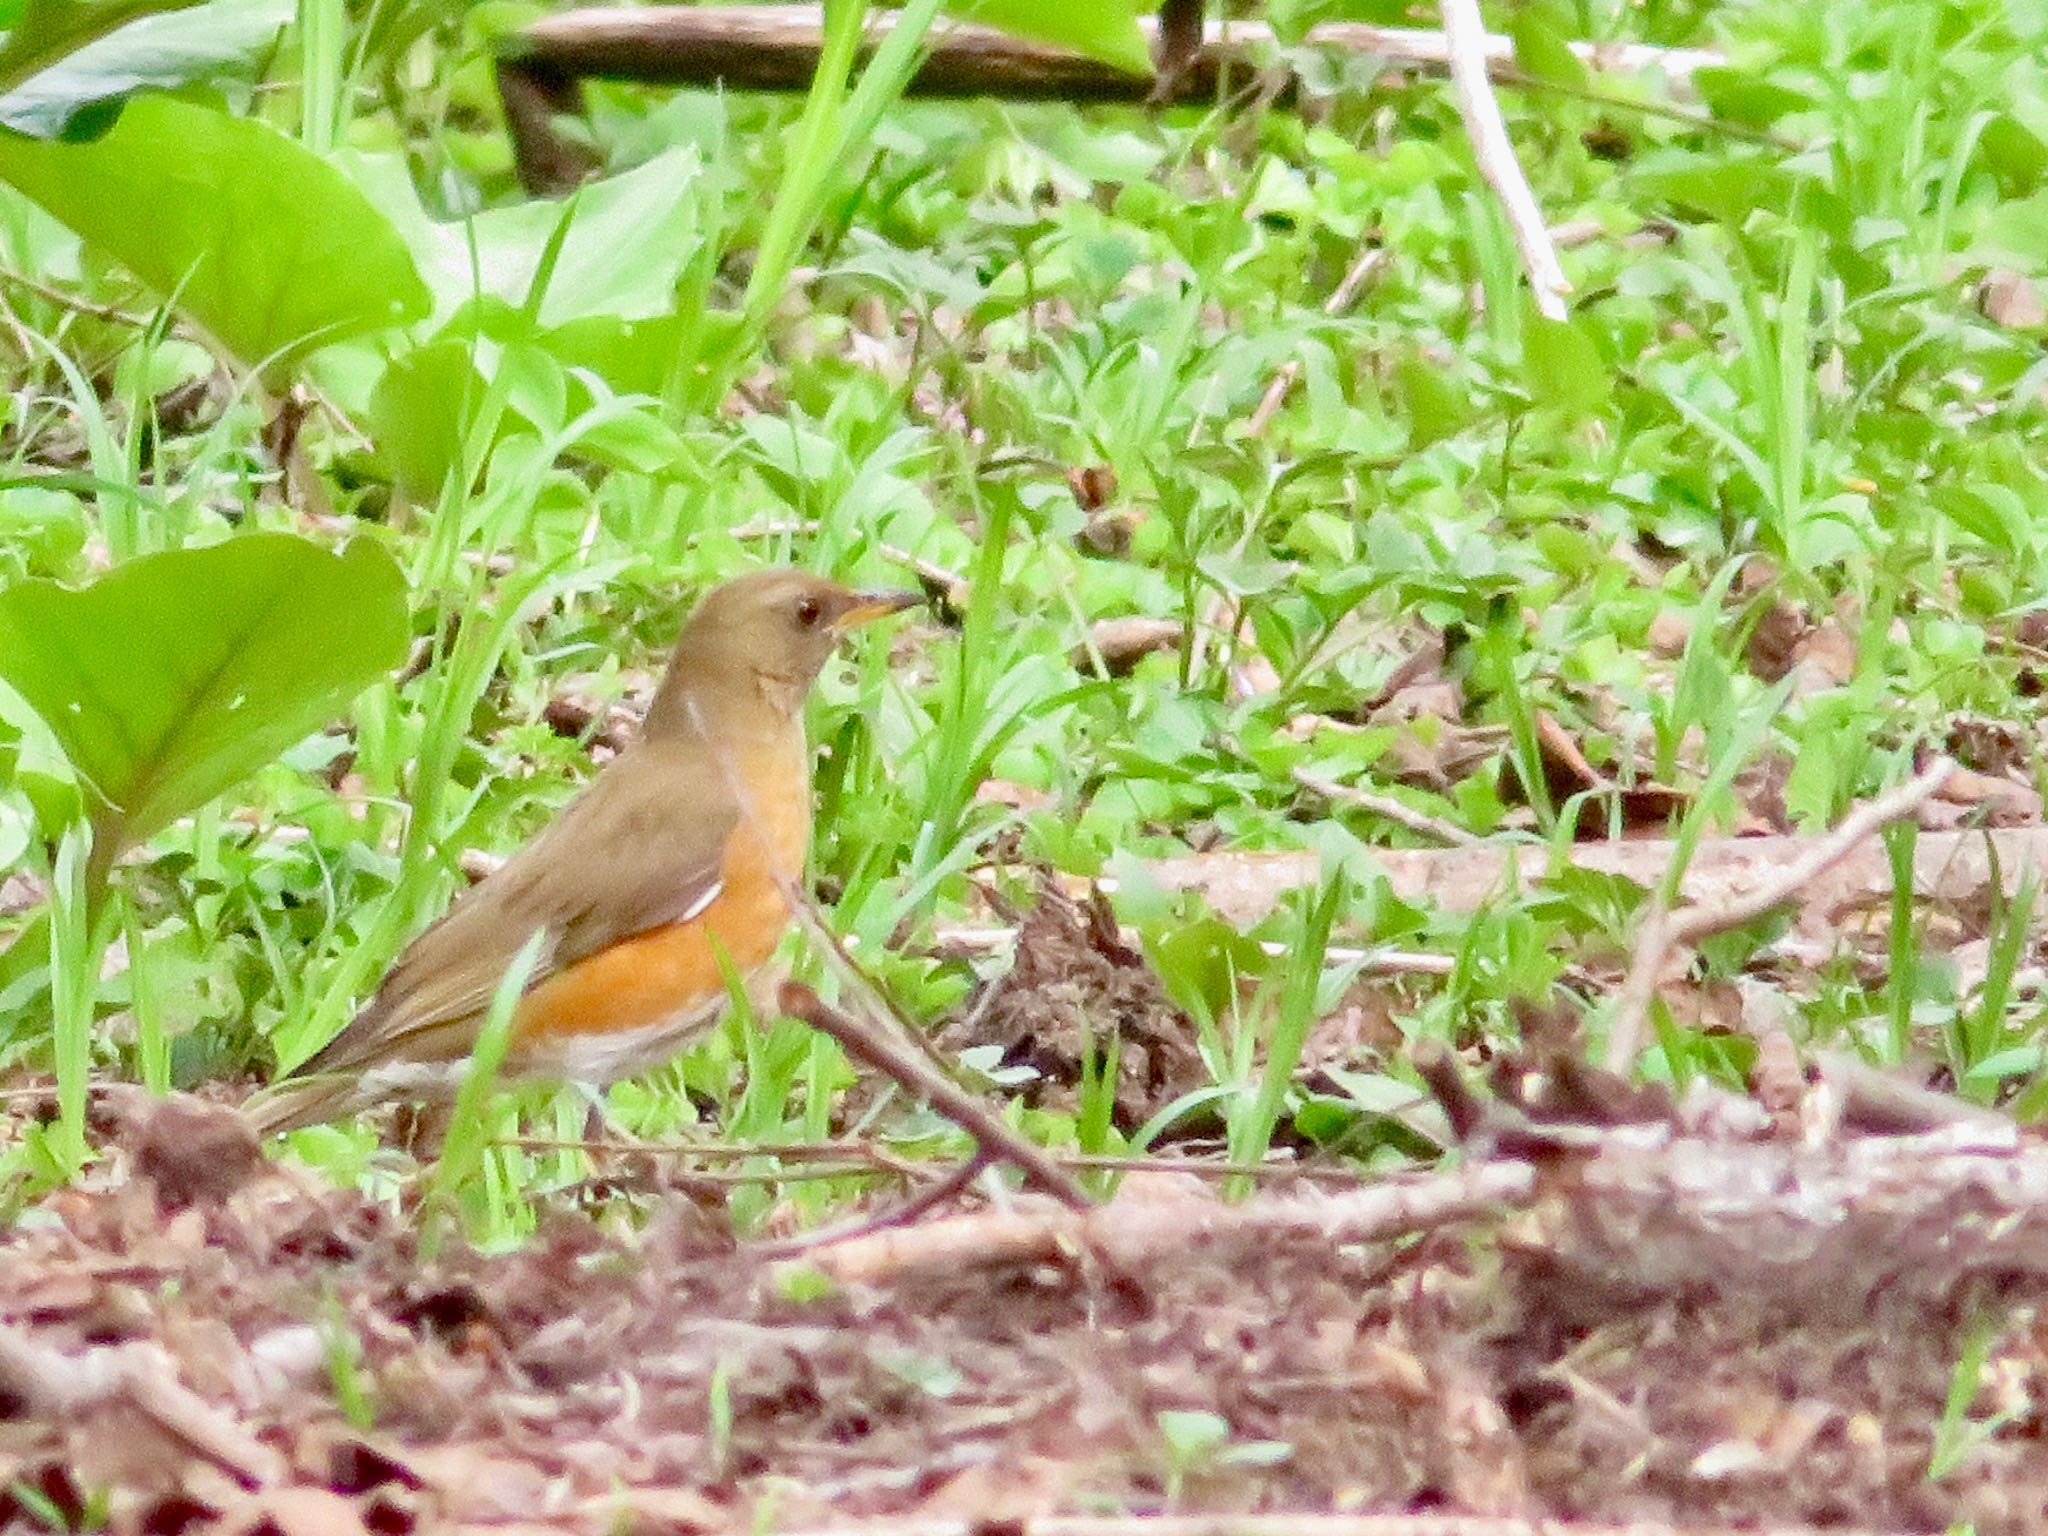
0, 0, 194, 98
0, 0, 290, 138
1522, 307, 1612, 416
0, 95, 431, 372
344, 144, 704, 332
0, 535, 410, 875
1635, 159, 1791, 226
1976, 190, 2048, 272
1146, 917, 1267, 1024
1393, 352, 1469, 447
1690, 66, 1813, 129
367, 338, 494, 500
947, 0, 1150, 76
1508, 5, 1588, 91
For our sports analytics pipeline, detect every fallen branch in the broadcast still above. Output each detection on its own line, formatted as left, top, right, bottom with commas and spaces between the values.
1442, 0, 1569, 319
1603, 759, 1960, 1071
796, 1160, 1537, 1286
505, 5, 1721, 96
497, 5, 1721, 190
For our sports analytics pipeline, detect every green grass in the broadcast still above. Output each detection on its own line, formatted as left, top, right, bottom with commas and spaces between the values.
1, 0, 2047, 1224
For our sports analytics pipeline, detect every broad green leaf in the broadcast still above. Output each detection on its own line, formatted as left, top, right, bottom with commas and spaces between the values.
1976, 190, 2048, 272
0, 95, 431, 371
1634, 159, 1791, 227
1146, 917, 1267, 1025
1508, 5, 1588, 91
0, 535, 410, 870
1979, 112, 2048, 196
343, 145, 704, 333
0, 0, 192, 97
368, 338, 495, 500
1690, 66, 1813, 129
947, 0, 1149, 76
0, 0, 289, 138
1392, 352, 1469, 447
1522, 308, 1612, 416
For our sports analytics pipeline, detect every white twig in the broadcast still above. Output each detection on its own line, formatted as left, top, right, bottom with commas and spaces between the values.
1604, 760, 1960, 1072
1291, 765, 1484, 848
1249, 246, 1389, 438
1441, 0, 1570, 320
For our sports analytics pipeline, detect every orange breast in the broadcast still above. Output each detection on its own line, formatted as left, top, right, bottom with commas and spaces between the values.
510, 740, 811, 1047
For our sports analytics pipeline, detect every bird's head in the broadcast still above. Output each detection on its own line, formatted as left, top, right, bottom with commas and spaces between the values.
646, 569, 920, 738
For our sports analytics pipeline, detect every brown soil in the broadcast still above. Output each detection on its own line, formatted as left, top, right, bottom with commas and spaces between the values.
4, 1080, 2048, 1536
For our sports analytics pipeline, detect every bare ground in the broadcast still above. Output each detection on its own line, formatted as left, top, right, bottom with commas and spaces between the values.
4, 1066, 2048, 1536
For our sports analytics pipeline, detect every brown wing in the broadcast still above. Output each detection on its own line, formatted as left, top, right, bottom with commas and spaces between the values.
293, 738, 737, 1077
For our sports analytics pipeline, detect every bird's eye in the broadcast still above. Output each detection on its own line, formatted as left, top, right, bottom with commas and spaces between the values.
795, 596, 824, 628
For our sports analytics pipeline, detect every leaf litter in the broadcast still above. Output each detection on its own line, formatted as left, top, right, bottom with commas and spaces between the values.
4, 1063, 2048, 1534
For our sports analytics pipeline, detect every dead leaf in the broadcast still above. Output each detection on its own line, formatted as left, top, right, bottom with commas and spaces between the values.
1930, 763, 2043, 827
1788, 618, 1858, 694
1066, 463, 1116, 511
1747, 600, 1808, 683
217, 1486, 366, 1536
1646, 610, 1691, 658
1980, 268, 2047, 330
974, 779, 1056, 812
125, 1095, 264, 1210
1079, 616, 1184, 676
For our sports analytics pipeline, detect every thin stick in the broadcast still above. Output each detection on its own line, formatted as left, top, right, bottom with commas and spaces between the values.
1604, 759, 1960, 1072
1248, 247, 1389, 438
1442, 0, 1570, 320
1291, 765, 1484, 848
750, 1149, 991, 1259
780, 979, 1090, 1209
0, 265, 153, 328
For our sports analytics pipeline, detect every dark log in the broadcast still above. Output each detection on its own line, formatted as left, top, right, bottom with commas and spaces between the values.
497, 5, 1720, 192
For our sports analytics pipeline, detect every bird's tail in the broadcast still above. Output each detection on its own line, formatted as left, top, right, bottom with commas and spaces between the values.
241, 1074, 358, 1138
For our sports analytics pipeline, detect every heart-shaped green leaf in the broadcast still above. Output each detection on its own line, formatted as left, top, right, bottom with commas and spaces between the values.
0, 94, 431, 372
0, 534, 409, 875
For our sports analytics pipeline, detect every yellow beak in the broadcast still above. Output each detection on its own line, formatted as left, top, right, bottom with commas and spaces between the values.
830, 590, 923, 632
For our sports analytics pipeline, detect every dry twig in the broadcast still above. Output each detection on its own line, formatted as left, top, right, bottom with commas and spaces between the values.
1603, 759, 1960, 1072
927, 921, 1453, 978
1247, 246, 1389, 437
1291, 764, 1484, 848
779, 979, 1092, 1211
797, 1161, 1536, 1286
1441, 0, 1570, 319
